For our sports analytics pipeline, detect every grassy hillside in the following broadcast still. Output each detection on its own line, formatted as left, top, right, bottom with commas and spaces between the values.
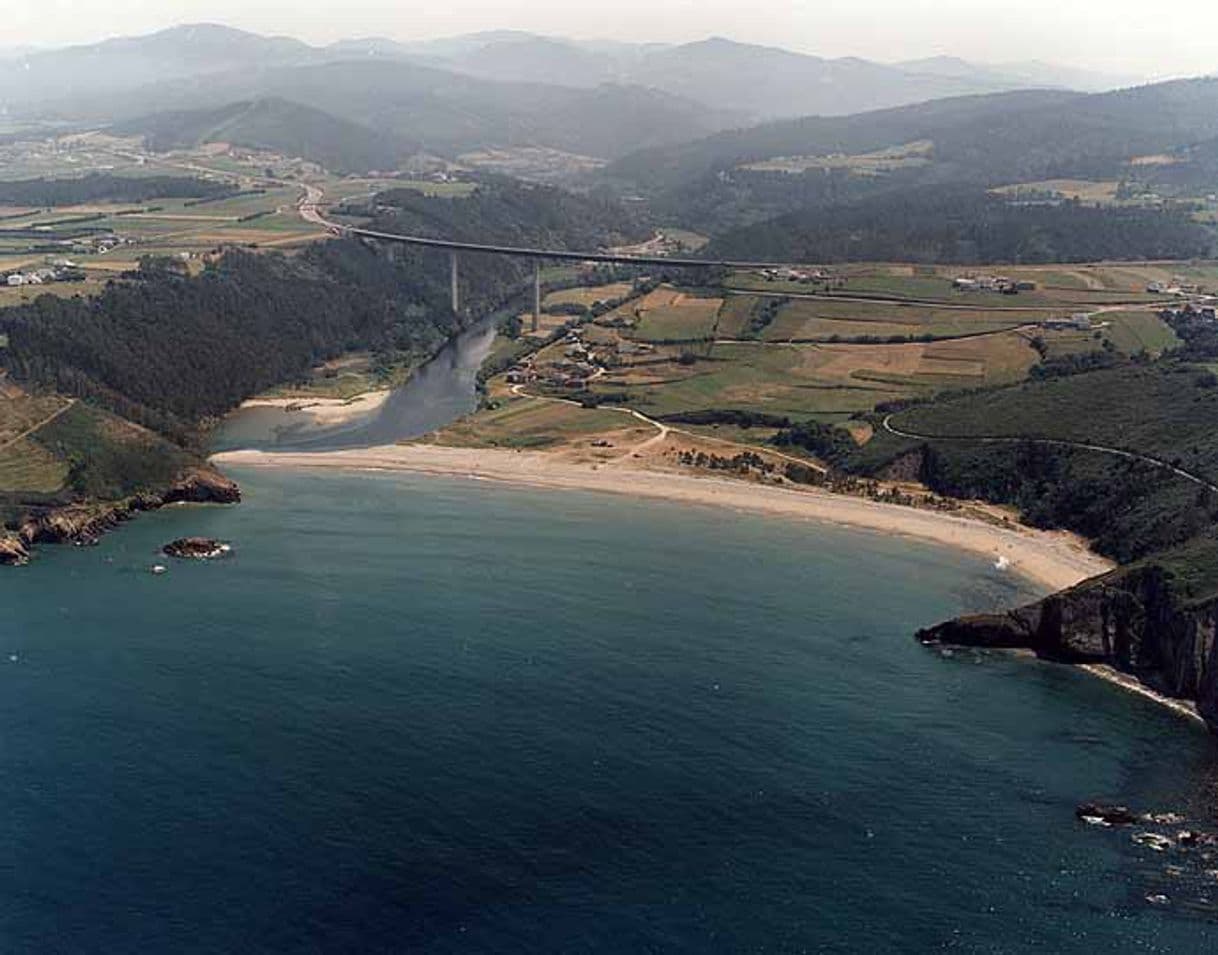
890, 362, 1218, 480
609, 78, 1218, 193
604, 78, 1218, 247
114, 99, 407, 175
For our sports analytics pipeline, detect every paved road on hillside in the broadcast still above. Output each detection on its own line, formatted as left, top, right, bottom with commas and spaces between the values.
301, 188, 815, 270
882, 414, 1218, 492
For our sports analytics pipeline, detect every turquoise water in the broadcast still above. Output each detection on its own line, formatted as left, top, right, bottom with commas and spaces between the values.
2, 467, 1217, 952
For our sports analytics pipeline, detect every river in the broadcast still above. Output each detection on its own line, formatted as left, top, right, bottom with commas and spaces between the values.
2, 322, 1217, 952
213, 316, 499, 452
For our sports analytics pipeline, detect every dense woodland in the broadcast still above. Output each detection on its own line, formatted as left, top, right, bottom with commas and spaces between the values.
0, 242, 466, 442
705, 186, 1214, 263
367, 177, 650, 250
0, 173, 228, 207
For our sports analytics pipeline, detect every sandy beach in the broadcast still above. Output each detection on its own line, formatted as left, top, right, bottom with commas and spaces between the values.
236, 390, 390, 429
212, 443, 1113, 593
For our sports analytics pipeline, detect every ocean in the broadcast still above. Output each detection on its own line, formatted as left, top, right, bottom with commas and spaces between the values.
2, 467, 1216, 953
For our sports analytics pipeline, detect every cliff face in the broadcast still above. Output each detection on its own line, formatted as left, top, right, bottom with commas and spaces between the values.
3, 466, 240, 565
918, 567, 1218, 732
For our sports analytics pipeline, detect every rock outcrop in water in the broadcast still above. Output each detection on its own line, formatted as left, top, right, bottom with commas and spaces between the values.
918, 565, 1218, 733
163, 537, 229, 560
7, 466, 240, 561
0, 533, 30, 566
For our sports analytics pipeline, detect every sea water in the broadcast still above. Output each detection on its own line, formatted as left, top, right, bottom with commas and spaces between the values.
1, 468, 1216, 952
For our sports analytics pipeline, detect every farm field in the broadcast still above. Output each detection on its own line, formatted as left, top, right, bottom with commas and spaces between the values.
319, 175, 476, 201
620, 287, 725, 342
1034, 311, 1180, 360
748, 297, 1041, 341
991, 179, 1123, 204
726, 262, 1195, 308
483, 277, 1178, 447
543, 282, 635, 309
0, 394, 74, 493
740, 140, 934, 175
434, 394, 636, 449
0, 436, 67, 493
586, 327, 1038, 423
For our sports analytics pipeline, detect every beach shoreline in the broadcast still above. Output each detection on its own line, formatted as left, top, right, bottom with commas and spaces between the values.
211, 443, 1113, 594
236, 390, 391, 429
1079, 664, 1207, 728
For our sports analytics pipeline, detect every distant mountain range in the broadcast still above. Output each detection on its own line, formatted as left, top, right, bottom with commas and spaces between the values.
608, 77, 1218, 191
0, 24, 1142, 122
597, 76, 1218, 245
0, 24, 1173, 179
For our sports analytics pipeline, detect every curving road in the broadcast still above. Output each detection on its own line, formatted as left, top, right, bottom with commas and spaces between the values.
882, 414, 1218, 492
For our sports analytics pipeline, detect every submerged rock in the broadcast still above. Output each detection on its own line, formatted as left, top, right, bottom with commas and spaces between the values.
0, 534, 30, 566
1076, 803, 1143, 827
1133, 832, 1176, 852
163, 538, 230, 560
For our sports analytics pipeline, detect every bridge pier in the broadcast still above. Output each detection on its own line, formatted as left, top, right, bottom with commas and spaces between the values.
533, 260, 541, 333
450, 251, 460, 315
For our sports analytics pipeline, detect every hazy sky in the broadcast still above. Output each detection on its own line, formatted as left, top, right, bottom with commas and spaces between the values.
4, 0, 1216, 78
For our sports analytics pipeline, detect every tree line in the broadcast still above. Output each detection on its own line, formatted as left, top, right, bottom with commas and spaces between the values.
0, 173, 229, 207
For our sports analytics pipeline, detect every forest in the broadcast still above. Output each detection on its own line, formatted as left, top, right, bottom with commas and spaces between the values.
0, 241, 470, 442
704, 185, 1214, 264
366, 176, 650, 251
0, 173, 229, 207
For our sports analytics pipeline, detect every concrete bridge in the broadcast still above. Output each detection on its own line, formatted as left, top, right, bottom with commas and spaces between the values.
299, 189, 801, 331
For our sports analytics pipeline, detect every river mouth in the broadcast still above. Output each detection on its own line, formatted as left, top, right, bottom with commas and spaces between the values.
211, 316, 499, 453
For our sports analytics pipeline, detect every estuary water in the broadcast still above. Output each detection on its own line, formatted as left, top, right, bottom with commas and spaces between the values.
213, 318, 499, 452
2, 468, 1217, 953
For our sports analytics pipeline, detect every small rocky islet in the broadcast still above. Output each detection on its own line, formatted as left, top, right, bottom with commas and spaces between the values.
162, 537, 232, 560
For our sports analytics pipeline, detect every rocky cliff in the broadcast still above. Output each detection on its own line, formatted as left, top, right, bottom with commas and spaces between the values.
1, 466, 240, 565
918, 566, 1218, 732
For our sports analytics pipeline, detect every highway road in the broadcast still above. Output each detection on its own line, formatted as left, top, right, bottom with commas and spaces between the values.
299, 185, 806, 270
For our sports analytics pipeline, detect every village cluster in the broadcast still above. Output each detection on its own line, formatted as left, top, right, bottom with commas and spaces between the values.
756, 267, 838, 285
504, 324, 658, 390
951, 275, 1039, 294
3, 261, 86, 287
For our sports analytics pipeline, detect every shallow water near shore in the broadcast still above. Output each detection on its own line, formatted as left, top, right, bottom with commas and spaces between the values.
2, 466, 1217, 952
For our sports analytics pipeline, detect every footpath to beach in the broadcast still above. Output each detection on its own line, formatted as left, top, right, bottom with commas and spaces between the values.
212, 443, 1113, 594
